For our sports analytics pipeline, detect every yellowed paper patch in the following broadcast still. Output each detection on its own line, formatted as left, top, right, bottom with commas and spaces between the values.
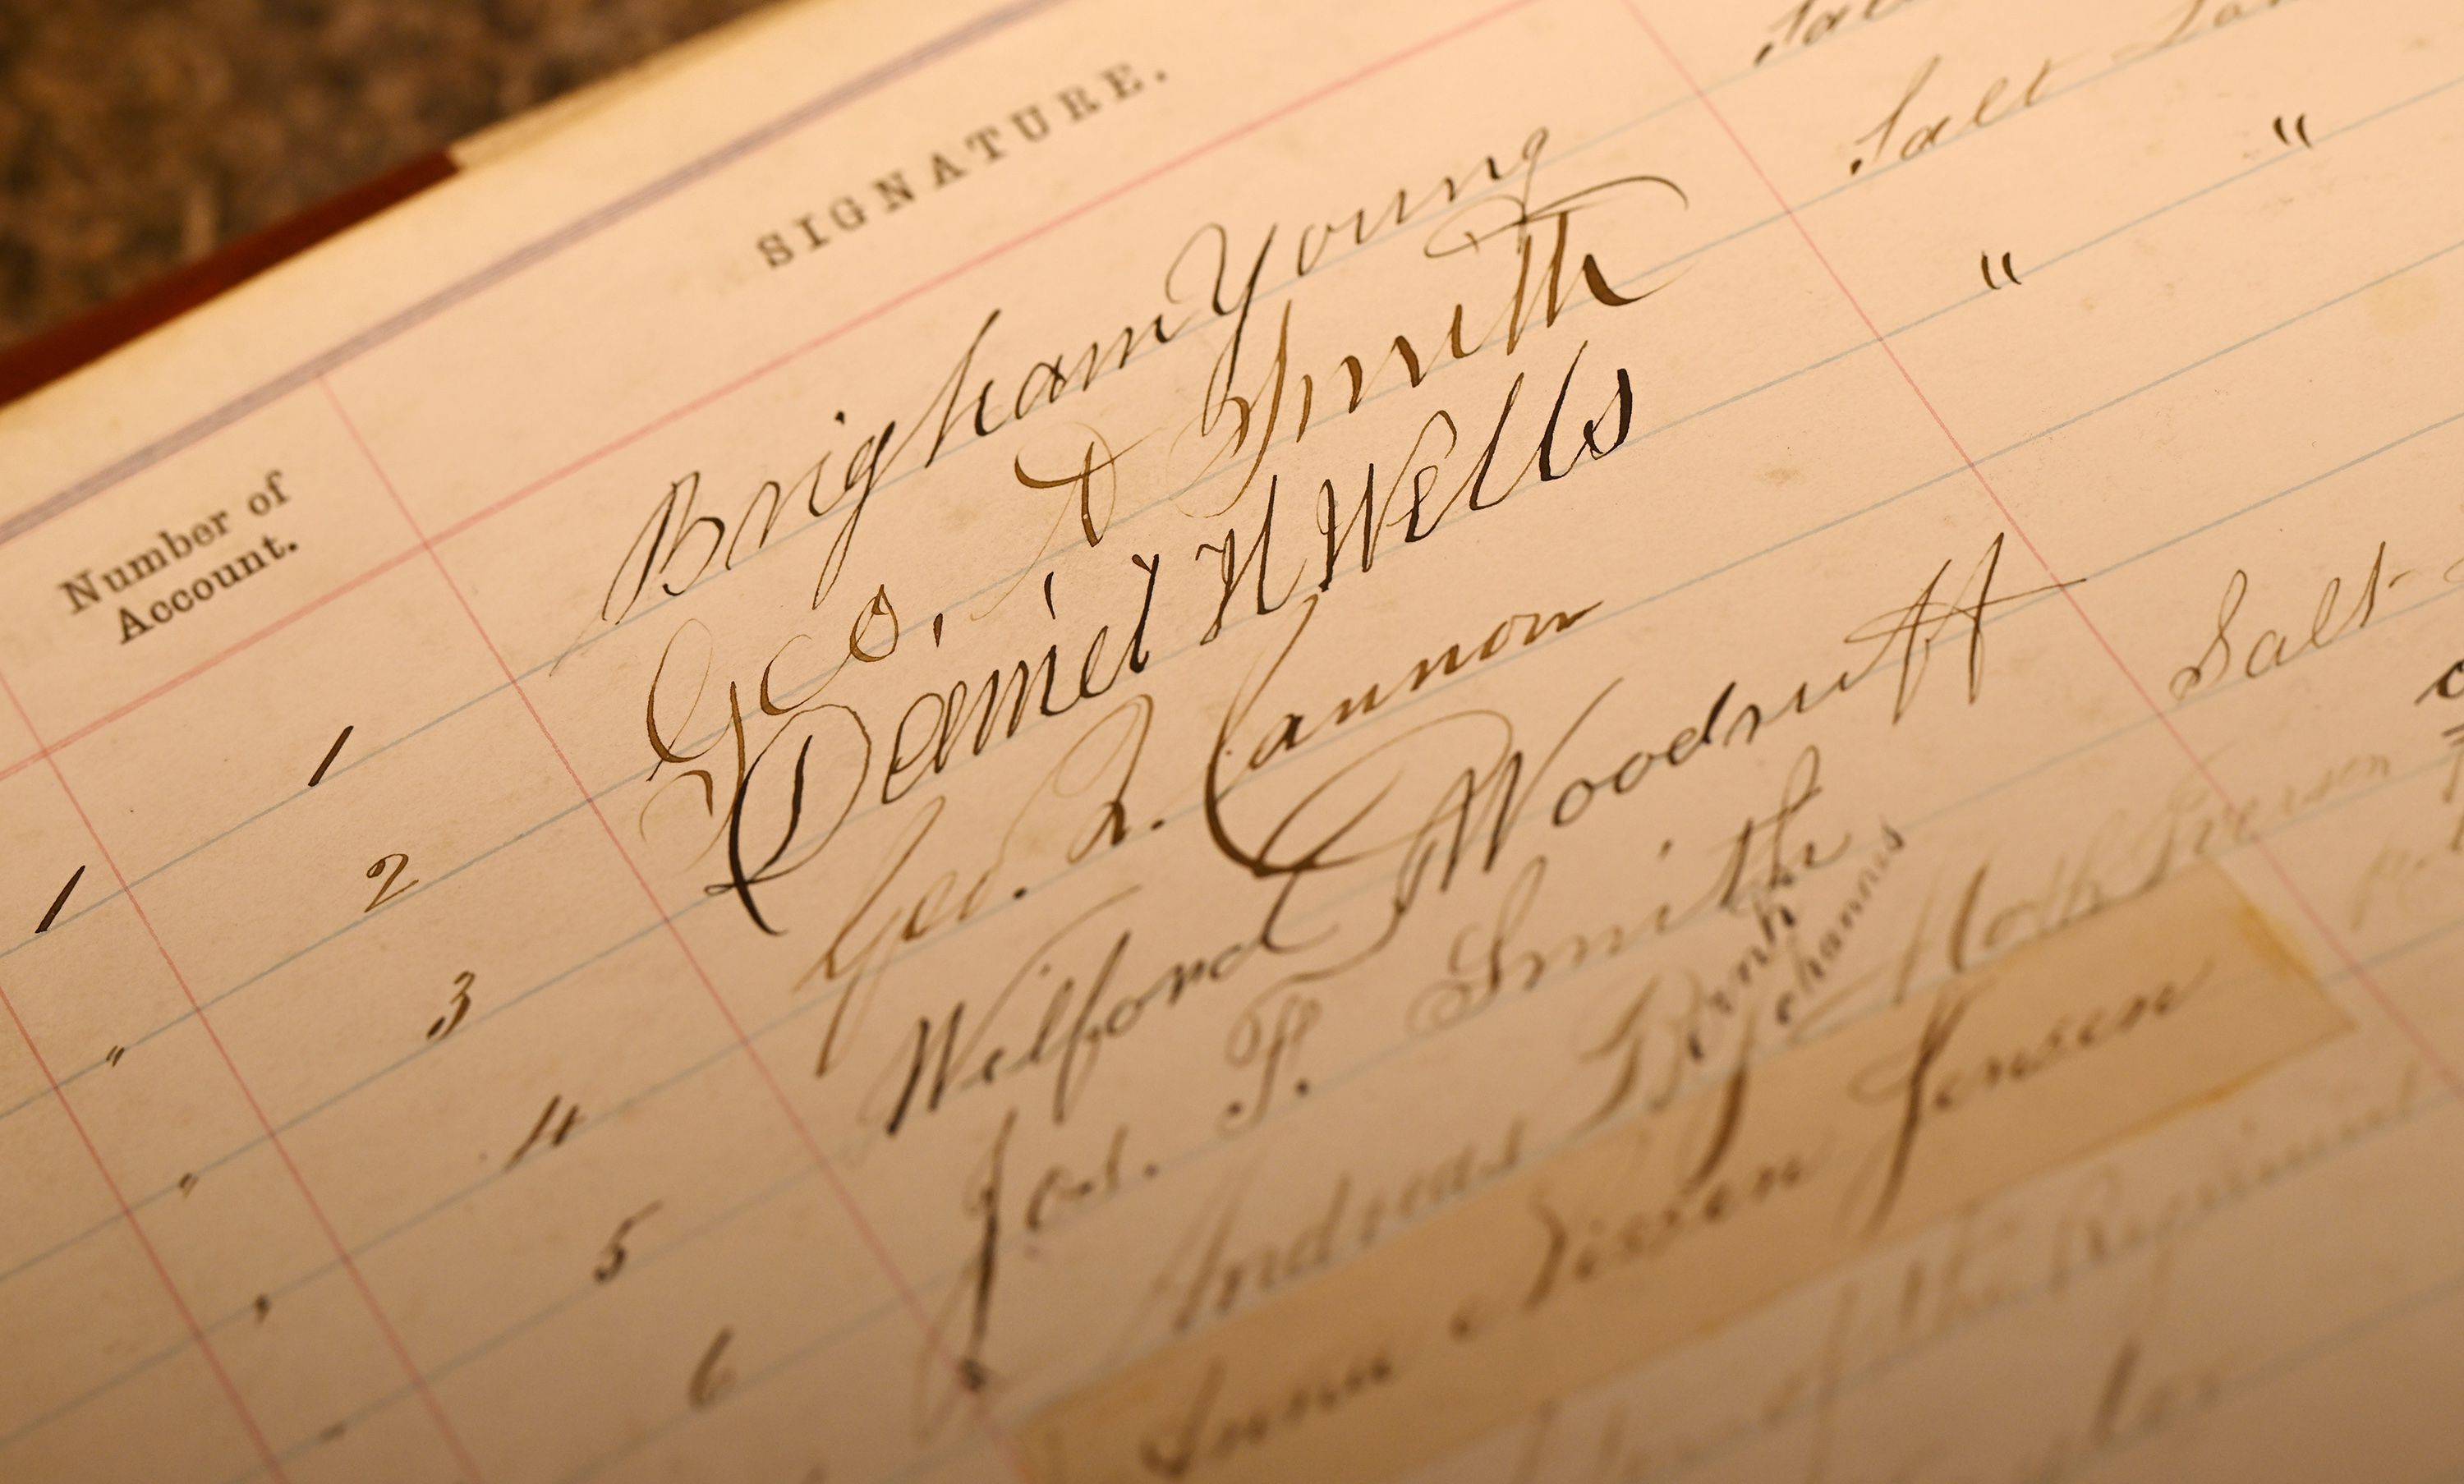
1022, 863, 2349, 1484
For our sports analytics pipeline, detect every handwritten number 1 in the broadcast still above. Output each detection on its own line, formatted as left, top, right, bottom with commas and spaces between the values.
364, 852, 419, 912
689, 1327, 735, 1408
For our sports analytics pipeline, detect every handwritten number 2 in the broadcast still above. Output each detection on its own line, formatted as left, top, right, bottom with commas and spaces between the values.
364, 852, 419, 912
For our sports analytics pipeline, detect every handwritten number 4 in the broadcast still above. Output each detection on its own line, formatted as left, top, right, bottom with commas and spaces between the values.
364, 852, 419, 912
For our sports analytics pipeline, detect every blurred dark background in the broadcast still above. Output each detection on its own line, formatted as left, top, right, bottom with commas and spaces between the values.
0, 0, 777, 350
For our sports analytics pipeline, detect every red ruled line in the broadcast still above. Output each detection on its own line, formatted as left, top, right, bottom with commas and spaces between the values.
0, 0, 1068, 552
319, 376, 1039, 1477
297, 12, 1551, 1470
1613, 0, 2464, 1102
0, 982, 289, 1481
0, 543, 428, 791
427, 0, 1543, 547
0, 10, 1558, 1469
0, 0, 1543, 806
0, 667, 490, 1482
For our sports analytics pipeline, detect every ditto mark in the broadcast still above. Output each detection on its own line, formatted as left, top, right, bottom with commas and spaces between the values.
2272, 113, 2313, 148
308, 724, 354, 787
1980, 251, 2024, 290
34, 865, 84, 934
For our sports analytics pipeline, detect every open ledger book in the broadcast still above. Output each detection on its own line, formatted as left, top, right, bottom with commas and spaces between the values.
5, 0, 2462, 1479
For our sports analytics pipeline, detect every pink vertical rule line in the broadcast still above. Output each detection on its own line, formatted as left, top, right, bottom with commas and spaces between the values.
303, 2, 1559, 1468
0, 0, 1077, 553
0, 541, 431, 791
0, 664, 494, 1483
1611, 0, 2464, 1102
0, 980, 291, 1481
428, 0, 1549, 546
0, 0, 1547, 811
317, 373, 1040, 1482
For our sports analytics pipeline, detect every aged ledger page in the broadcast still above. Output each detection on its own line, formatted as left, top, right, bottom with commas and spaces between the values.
2, 0, 2461, 1481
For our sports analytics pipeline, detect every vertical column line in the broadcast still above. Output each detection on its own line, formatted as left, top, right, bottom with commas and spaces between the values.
1613, 0, 2464, 1103
318, 375, 1035, 1481
0, 671, 490, 1483
0, 976, 288, 1481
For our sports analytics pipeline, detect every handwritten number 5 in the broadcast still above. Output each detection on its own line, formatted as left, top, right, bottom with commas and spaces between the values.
595, 1201, 664, 1283
364, 852, 419, 912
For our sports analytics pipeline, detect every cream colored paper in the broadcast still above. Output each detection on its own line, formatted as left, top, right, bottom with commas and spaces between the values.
1019, 861, 2347, 1483
2, 2, 2462, 1482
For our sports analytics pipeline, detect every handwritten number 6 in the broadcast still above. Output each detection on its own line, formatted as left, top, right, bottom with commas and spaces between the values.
364, 852, 420, 912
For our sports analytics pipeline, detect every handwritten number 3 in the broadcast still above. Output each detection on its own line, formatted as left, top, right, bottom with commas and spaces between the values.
364, 852, 420, 912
